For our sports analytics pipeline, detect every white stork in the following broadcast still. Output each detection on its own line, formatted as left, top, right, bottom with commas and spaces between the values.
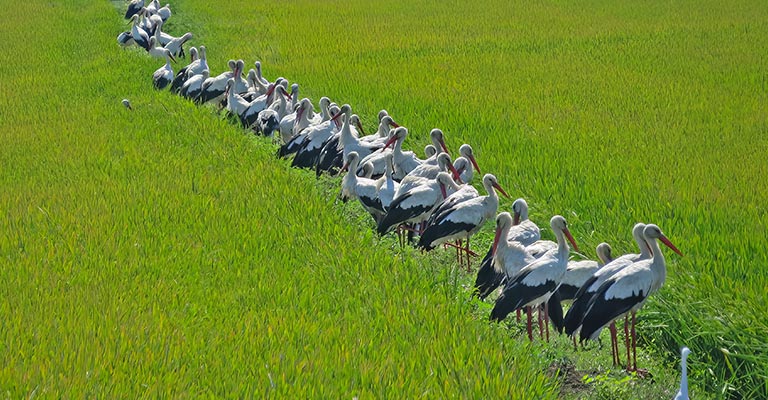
563, 222, 652, 366
547, 242, 613, 334
675, 347, 691, 400
339, 152, 387, 223
455, 144, 481, 183
557, 242, 614, 301
169, 46, 198, 93
290, 105, 347, 169
147, 37, 176, 62
356, 116, 400, 177
490, 215, 579, 342
375, 153, 400, 215
418, 174, 510, 270
163, 32, 192, 59
125, 0, 144, 19
474, 198, 541, 300
152, 51, 174, 90
577, 224, 683, 372
277, 97, 331, 158
196, 59, 237, 105
421, 128, 450, 166
129, 14, 150, 51
180, 69, 209, 100
376, 172, 456, 238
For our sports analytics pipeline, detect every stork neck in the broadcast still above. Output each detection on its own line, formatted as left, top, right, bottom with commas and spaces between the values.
646, 237, 667, 289
340, 115, 355, 145
290, 88, 298, 110
636, 236, 652, 259
393, 136, 405, 157
518, 205, 529, 221
680, 354, 688, 398
385, 156, 394, 181
348, 158, 359, 181
554, 229, 570, 259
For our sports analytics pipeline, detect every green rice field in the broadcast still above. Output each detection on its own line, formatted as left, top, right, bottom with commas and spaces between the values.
1, 0, 766, 398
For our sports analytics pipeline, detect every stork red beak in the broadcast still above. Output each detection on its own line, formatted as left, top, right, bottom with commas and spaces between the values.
491, 224, 503, 257
563, 228, 580, 253
296, 105, 304, 120
389, 120, 400, 128
492, 182, 510, 199
440, 182, 447, 199
469, 155, 481, 174
659, 235, 684, 257
513, 212, 521, 226
265, 84, 276, 97
281, 87, 292, 101
341, 160, 350, 173
381, 135, 398, 151
448, 163, 462, 183
439, 138, 450, 155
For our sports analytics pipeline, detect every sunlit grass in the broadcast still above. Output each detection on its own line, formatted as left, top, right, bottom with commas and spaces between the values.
1, 0, 766, 398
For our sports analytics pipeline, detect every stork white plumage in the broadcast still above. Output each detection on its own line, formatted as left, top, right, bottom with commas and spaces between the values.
152, 51, 174, 90
455, 144, 481, 183
356, 116, 400, 177
547, 242, 613, 335
277, 97, 331, 159
490, 215, 579, 342
563, 222, 652, 366
129, 14, 150, 51
224, 79, 250, 119
157, 3, 171, 22
381, 127, 423, 181
290, 105, 347, 169
163, 32, 192, 59
558, 242, 614, 301
578, 224, 683, 372
169, 46, 197, 93
197, 59, 237, 105
375, 152, 400, 215
418, 174, 510, 271
421, 128, 450, 166
376, 172, 455, 238
474, 198, 542, 301
147, 37, 176, 63
180, 69, 209, 100
125, 0, 144, 20
339, 152, 389, 224
674, 347, 691, 400
256, 85, 292, 137
393, 152, 461, 216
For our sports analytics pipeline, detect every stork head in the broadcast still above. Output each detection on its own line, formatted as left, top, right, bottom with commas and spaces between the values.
511, 198, 528, 225
550, 215, 579, 253
643, 224, 683, 257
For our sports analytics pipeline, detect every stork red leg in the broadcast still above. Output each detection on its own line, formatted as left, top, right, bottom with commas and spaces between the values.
609, 322, 619, 366
526, 306, 533, 341
544, 300, 550, 342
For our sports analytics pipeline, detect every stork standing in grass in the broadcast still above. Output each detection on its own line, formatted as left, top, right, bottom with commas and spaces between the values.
490, 215, 579, 342
564, 222, 652, 366
417, 174, 509, 271
474, 198, 541, 300
578, 224, 683, 372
